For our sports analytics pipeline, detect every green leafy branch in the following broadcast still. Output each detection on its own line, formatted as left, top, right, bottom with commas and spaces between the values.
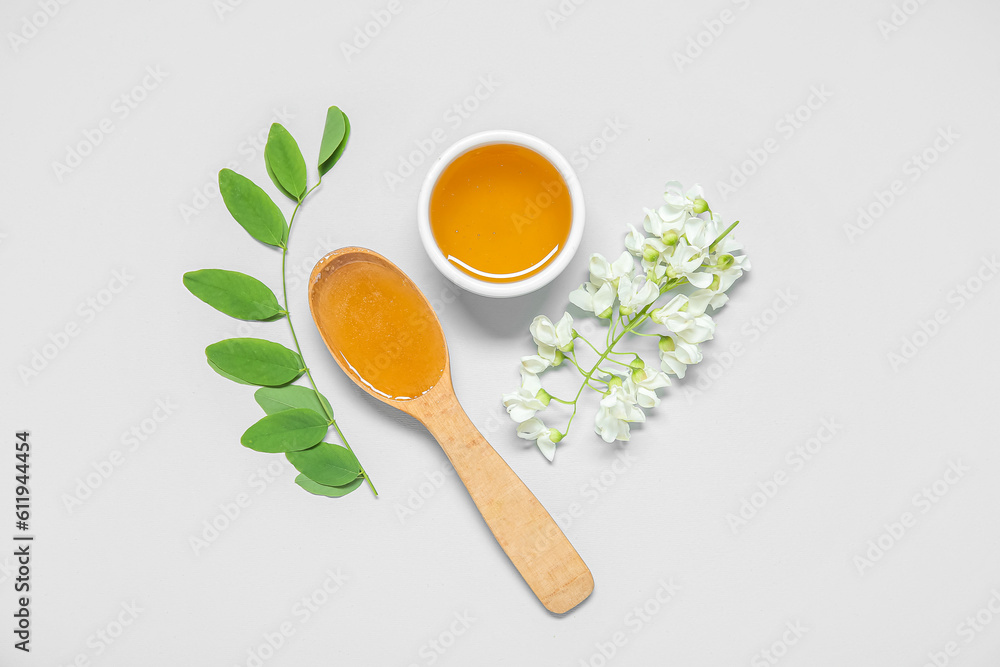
184, 106, 375, 499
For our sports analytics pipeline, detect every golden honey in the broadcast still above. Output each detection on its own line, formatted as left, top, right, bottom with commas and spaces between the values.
430, 143, 572, 283
312, 259, 445, 400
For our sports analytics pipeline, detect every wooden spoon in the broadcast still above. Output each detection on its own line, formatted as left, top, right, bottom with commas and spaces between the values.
308, 247, 593, 614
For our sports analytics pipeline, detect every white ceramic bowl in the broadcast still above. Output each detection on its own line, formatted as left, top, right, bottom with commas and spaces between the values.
417, 130, 585, 298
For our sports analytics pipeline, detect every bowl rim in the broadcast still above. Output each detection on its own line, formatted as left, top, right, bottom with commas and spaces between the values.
417, 130, 586, 298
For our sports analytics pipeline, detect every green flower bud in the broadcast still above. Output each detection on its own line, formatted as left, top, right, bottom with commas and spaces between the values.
658, 335, 676, 353
661, 230, 679, 246
598, 306, 614, 320
619, 304, 634, 317
629, 356, 645, 370
561, 340, 575, 353
552, 349, 565, 366
607, 375, 624, 390
642, 245, 660, 263
548, 429, 564, 443
717, 254, 734, 269
631, 368, 648, 383
535, 388, 552, 407
692, 198, 709, 214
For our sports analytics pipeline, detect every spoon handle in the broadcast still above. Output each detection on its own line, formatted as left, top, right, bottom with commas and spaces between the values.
421, 393, 594, 614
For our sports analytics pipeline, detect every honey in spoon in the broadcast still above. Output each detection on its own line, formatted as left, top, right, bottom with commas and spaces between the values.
311, 258, 445, 401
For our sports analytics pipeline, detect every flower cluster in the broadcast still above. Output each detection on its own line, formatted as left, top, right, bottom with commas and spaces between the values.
502, 182, 750, 460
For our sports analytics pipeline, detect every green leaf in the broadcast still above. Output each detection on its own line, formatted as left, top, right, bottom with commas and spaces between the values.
295, 473, 364, 498
207, 359, 254, 385
205, 338, 303, 386
183, 269, 284, 321
254, 385, 334, 418
286, 442, 361, 486
218, 169, 288, 248
241, 408, 329, 453
264, 123, 307, 201
318, 107, 350, 177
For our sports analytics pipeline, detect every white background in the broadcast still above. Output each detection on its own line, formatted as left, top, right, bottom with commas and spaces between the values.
3, 0, 1000, 665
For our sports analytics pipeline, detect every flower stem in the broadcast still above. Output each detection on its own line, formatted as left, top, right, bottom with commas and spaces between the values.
282, 185, 377, 497
563, 306, 653, 435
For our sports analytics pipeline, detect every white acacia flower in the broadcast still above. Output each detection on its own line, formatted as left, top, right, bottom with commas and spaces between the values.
687, 288, 729, 313
516, 417, 558, 461
643, 207, 684, 240
660, 181, 705, 224
650, 294, 716, 345
502, 385, 546, 423
594, 383, 645, 443
569, 281, 616, 317
519, 367, 543, 395
617, 274, 660, 315
589, 251, 635, 288
665, 241, 713, 288
639, 237, 668, 271
646, 262, 668, 284
658, 335, 703, 378
507, 180, 748, 454
682, 215, 713, 252
708, 213, 744, 255
625, 369, 671, 408
520, 355, 551, 376
624, 224, 645, 256
706, 252, 751, 293
529, 313, 574, 362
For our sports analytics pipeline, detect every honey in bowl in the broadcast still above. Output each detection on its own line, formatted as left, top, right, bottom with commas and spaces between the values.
429, 143, 572, 284
311, 258, 446, 400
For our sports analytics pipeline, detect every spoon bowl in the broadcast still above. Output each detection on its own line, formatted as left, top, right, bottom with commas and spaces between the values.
309, 247, 594, 614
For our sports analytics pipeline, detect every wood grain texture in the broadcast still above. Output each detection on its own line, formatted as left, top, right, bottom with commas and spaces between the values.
411, 384, 594, 614
309, 247, 594, 614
